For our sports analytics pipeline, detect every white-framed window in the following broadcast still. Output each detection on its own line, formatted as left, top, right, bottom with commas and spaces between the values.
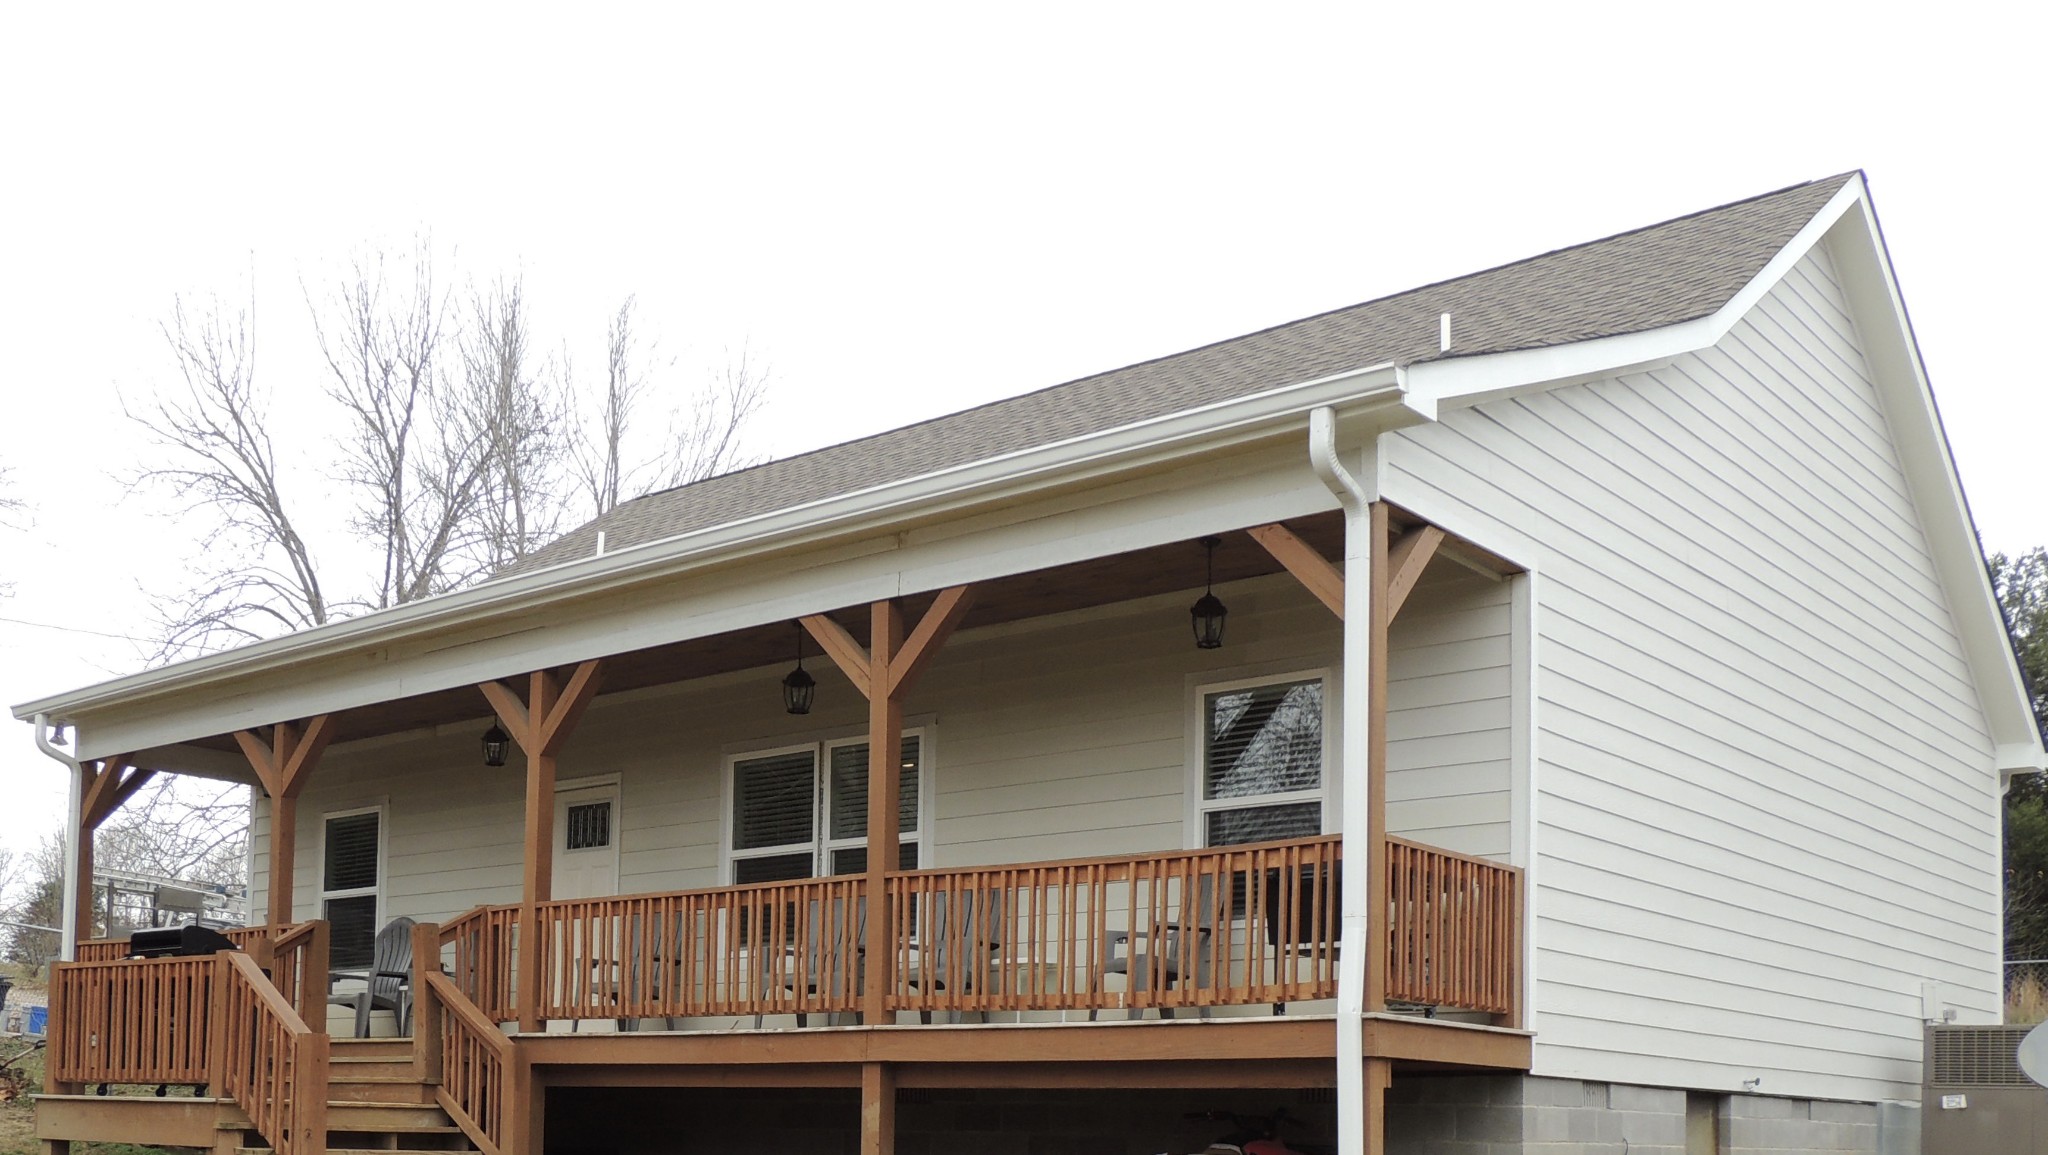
1192, 671, 1328, 846
319, 804, 386, 971
727, 732, 924, 884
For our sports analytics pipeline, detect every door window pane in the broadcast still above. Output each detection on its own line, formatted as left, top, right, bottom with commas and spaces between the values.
565, 802, 611, 850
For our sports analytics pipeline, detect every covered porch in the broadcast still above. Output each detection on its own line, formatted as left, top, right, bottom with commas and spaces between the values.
46, 499, 1532, 1155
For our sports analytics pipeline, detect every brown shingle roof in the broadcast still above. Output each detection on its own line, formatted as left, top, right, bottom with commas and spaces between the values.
505, 174, 1853, 576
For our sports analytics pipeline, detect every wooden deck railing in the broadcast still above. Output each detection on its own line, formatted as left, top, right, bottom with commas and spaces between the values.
528, 875, 868, 1023
48, 927, 332, 1155
885, 835, 1345, 1016
216, 951, 327, 1155
425, 833, 1521, 1028
425, 969, 514, 1155
47, 954, 217, 1086
442, 904, 520, 1023
267, 921, 331, 1030
75, 923, 295, 963
1383, 836, 1522, 1019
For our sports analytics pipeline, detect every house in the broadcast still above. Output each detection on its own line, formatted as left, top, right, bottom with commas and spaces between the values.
15, 171, 2035, 1155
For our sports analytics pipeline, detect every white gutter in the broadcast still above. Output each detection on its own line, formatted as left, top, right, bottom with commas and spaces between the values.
16, 361, 1408, 735
1308, 406, 1375, 1155
33, 714, 82, 960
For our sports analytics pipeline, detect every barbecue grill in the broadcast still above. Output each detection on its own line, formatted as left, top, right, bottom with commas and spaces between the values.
125, 925, 237, 958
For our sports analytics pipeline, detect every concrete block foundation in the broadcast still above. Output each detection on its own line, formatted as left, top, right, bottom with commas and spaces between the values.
1387, 1075, 1916, 1155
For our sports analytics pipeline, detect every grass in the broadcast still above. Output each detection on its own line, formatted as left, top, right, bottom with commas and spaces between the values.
2009, 970, 2048, 1026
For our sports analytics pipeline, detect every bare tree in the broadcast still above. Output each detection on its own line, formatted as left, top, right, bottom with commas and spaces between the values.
127, 296, 333, 661
311, 243, 496, 607
133, 254, 770, 666
460, 275, 562, 569
567, 299, 769, 518
568, 296, 651, 518
658, 342, 768, 492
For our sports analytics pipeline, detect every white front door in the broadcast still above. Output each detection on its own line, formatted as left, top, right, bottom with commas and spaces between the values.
552, 781, 621, 900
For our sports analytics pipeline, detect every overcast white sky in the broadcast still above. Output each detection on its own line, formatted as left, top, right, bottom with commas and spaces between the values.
2, 4, 2043, 864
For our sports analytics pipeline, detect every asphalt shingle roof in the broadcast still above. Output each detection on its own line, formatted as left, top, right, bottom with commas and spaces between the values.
506, 174, 1852, 576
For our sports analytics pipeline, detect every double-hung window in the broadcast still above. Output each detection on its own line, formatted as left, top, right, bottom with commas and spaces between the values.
1195, 673, 1327, 846
729, 734, 922, 883
320, 806, 384, 970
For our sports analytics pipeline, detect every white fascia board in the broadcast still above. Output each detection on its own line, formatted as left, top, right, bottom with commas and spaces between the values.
1821, 192, 2048, 776
14, 362, 1411, 732
1404, 176, 1866, 409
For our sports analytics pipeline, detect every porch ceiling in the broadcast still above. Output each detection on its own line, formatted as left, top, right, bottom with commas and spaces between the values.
177, 504, 1510, 759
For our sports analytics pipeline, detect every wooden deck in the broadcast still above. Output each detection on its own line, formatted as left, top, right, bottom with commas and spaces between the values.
42, 833, 1524, 1155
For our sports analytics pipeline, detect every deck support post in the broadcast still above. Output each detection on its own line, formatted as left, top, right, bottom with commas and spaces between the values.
865, 601, 906, 1024
234, 716, 337, 930
480, 660, 605, 1033
70, 755, 155, 944
861, 1061, 896, 1155
1365, 1057, 1391, 1155
803, 588, 975, 1026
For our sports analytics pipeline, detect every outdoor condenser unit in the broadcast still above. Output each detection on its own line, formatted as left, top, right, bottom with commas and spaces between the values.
1923, 1023, 2047, 1152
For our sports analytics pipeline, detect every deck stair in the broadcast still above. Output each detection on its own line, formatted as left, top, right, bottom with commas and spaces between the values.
234, 1038, 475, 1154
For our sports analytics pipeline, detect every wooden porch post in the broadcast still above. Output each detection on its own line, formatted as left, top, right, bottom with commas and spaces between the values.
479, 660, 604, 1034
71, 756, 156, 944
865, 601, 905, 1022
233, 716, 337, 930
802, 586, 976, 1025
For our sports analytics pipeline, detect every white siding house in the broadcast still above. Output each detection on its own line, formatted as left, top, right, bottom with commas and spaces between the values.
19, 171, 2035, 1155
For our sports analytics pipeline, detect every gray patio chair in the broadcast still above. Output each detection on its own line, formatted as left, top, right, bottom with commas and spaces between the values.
616, 909, 691, 1032
329, 915, 417, 1038
915, 887, 1005, 1024
1264, 864, 1341, 1015
761, 895, 861, 1028
1091, 874, 1216, 1021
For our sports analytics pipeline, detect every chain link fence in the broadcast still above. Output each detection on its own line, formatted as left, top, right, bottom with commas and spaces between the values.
2008, 959, 2048, 1024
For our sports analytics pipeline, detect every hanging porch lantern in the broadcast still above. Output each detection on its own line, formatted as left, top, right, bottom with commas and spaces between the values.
481, 723, 511, 768
782, 622, 816, 715
1190, 535, 1227, 649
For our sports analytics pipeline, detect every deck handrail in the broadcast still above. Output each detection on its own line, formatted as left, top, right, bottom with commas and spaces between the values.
1382, 837, 1521, 1020
416, 833, 1520, 1027
887, 835, 1345, 1016
46, 955, 218, 1086
216, 951, 328, 1155
424, 969, 514, 1155
268, 920, 332, 1031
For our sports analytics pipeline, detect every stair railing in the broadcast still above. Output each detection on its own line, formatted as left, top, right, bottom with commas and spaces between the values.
215, 949, 329, 1155
422, 914, 521, 1155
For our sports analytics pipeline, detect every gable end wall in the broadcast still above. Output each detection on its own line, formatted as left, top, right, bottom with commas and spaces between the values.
1383, 240, 2001, 1103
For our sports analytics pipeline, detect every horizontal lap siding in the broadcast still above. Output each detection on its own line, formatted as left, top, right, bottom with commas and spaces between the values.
253, 570, 1511, 925
1383, 242, 2000, 1102
1386, 573, 1512, 858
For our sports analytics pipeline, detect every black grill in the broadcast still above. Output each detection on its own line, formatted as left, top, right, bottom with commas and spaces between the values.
126, 925, 238, 959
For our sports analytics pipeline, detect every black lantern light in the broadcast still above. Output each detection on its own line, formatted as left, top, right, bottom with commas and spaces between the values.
481, 723, 511, 768
782, 622, 816, 715
1190, 535, 1227, 649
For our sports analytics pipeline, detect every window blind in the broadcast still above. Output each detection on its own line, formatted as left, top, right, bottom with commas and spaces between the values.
732, 750, 817, 851
1204, 680, 1322, 800
827, 736, 920, 839
323, 812, 380, 892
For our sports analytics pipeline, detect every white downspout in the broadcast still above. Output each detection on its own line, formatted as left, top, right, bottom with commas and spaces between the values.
1308, 406, 1374, 1155
33, 714, 84, 961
